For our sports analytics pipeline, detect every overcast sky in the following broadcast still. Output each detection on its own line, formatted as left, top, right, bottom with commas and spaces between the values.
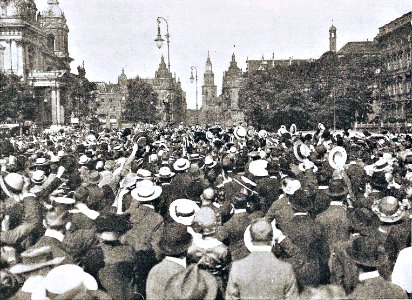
34, 0, 411, 109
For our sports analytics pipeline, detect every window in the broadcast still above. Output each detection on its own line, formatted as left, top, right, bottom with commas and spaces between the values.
47, 34, 55, 50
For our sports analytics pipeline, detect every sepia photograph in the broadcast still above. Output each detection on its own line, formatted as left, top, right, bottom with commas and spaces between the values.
0, 0, 411, 299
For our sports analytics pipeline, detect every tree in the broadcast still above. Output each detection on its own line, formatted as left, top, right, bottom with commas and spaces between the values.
0, 72, 37, 122
124, 77, 159, 123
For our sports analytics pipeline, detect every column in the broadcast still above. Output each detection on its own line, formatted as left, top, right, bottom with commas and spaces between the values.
51, 89, 57, 125
56, 88, 61, 125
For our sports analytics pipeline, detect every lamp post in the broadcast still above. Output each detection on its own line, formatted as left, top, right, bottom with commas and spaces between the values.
190, 66, 199, 124
155, 16, 172, 123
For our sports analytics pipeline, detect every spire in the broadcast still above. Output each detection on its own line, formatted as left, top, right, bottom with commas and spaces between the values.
205, 51, 213, 73
231, 53, 236, 62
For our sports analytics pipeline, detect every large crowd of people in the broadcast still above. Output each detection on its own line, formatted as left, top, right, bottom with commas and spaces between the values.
0, 122, 411, 299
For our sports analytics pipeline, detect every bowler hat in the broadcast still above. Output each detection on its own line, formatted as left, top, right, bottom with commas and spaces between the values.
95, 212, 131, 235
289, 188, 315, 212
349, 208, 380, 234
326, 178, 349, 197
159, 223, 192, 257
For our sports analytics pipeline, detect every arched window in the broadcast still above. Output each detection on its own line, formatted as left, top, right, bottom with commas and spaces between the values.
47, 34, 55, 50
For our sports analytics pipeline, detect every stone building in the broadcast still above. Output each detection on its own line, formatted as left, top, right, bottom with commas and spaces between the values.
143, 55, 187, 124
375, 12, 412, 124
0, 0, 72, 125
221, 53, 244, 126
94, 69, 128, 128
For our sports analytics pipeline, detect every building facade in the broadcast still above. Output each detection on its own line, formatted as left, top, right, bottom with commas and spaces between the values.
0, 0, 72, 125
94, 69, 128, 128
144, 55, 187, 124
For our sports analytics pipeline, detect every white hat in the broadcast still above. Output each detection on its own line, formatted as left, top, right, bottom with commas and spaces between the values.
31, 170, 47, 185
169, 199, 200, 226
228, 146, 238, 154
45, 264, 98, 295
34, 157, 48, 166
156, 166, 175, 178
234, 126, 247, 139
136, 169, 152, 179
249, 160, 269, 177
204, 156, 217, 168
258, 130, 268, 139
131, 180, 162, 202
328, 146, 348, 170
281, 178, 301, 195
173, 158, 191, 171
78, 155, 91, 165
50, 155, 60, 163
293, 141, 311, 162
52, 197, 76, 205
1, 173, 24, 196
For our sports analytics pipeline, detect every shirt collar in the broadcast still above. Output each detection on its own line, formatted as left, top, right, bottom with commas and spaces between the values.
359, 270, 380, 281
165, 256, 186, 268
143, 204, 155, 210
330, 201, 344, 206
44, 229, 65, 242
294, 212, 308, 216
234, 209, 247, 214
250, 245, 273, 252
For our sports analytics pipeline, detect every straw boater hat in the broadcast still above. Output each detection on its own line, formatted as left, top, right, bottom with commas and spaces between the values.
234, 126, 247, 140
249, 160, 269, 177
87, 171, 101, 184
156, 166, 175, 178
31, 170, 47, 185
328, 146, 348, 170
169, 199, 200, 226
371, 196, 406, 223
173, 158, 191, 171
131, 180, 162, 202
373, 158, 392, 173
78, 155, 91, 165
0, 172, 24, 200
281, 178, 301, 195
293, 140, 311, 162
203, 156, 217, 168
34, 157, 49, 167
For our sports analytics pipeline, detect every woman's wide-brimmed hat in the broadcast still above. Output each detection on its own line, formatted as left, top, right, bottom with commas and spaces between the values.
234, 126, 247, 140
371, 196, 406, 223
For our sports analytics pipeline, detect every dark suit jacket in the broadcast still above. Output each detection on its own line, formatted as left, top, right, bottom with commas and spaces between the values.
216, 211, 264, 261
226, 251, 298, 299
281, 214, 330, 286
146, 258, 185, 300
350, 276, 407, 299
31, 235, 75, 265
316, 204, 351, 251
265, 195, 294, 230
121, 205, 164, 259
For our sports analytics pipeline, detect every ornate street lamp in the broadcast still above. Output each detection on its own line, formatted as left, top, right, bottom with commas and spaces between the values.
190, 66, 199, 124
155, 17, 172, 123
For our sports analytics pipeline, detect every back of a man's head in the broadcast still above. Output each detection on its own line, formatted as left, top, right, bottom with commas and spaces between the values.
250, 218, 273, 246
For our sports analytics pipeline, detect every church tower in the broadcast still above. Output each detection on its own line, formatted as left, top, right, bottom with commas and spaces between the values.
202, 52, 217, 108
329, 23, 337, 53
39, 0, 71, 70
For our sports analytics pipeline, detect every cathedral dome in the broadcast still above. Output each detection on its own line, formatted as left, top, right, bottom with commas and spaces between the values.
42, 0, 63, 17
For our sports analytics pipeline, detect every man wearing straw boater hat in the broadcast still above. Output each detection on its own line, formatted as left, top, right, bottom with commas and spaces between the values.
120, 179, 164, 258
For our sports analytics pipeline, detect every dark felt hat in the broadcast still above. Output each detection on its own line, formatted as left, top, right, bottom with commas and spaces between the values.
94, 212, 131, 234
349, 208, 380, 234
326, 178, 349, 197
346, 235, 387, 267
289, 188, 315, 212
159, 223, 192, 257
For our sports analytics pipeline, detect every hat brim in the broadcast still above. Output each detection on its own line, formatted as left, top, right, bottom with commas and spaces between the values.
131, 186, 162, 202
9, 257, 65, 274
173, 161, 191, 171
169, 199, 200, 226
371, 201, 406, 223
328, 146, 348, 170
155, 172, 176, 178
293, 141, 307, 162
